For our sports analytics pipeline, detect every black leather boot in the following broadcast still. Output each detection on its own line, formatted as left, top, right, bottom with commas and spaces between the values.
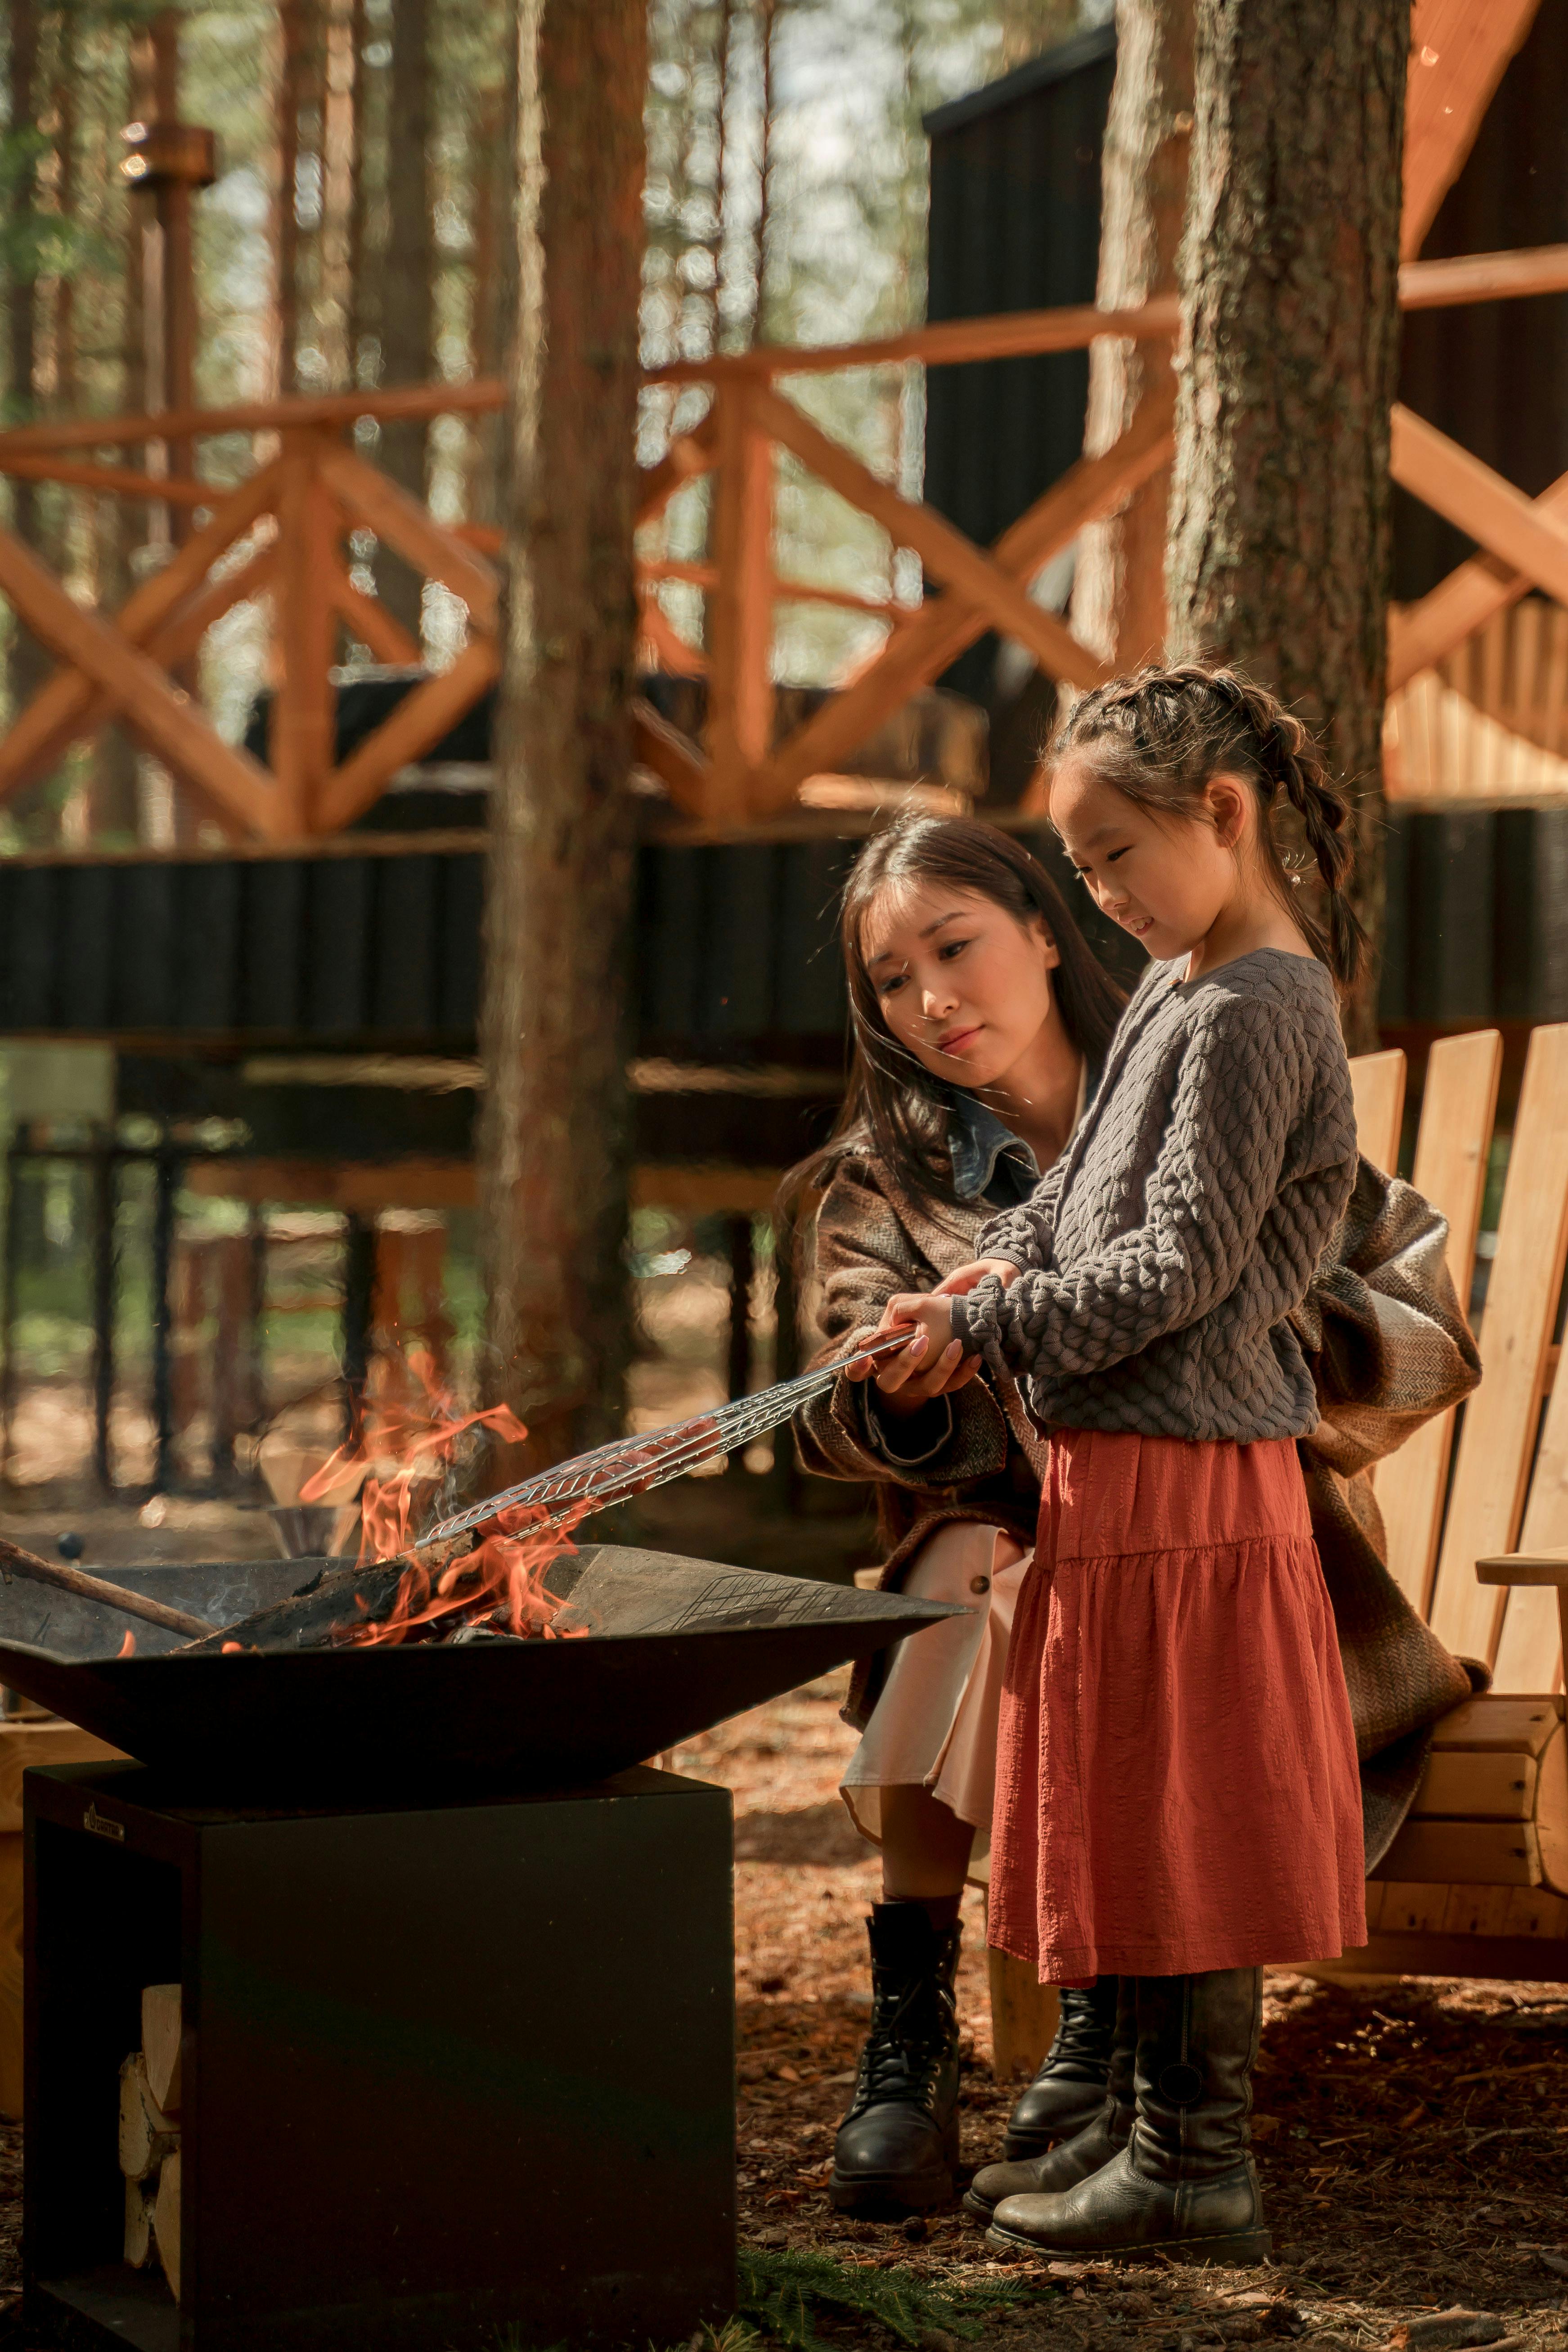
1002, 1974, 1121, 2160
965, 1979, 1134, 2221
829, 1902, 962, 2216
986, 1967, 1270, 2266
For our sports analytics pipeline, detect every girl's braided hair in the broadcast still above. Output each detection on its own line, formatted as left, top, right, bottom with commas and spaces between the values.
1051, 663, 1366, 991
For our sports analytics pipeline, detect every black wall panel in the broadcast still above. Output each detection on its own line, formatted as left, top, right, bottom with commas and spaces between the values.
0, 814, 1559, 1068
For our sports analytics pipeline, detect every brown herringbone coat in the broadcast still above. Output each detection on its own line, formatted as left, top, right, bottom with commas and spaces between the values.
795, 1150, 1482, 1867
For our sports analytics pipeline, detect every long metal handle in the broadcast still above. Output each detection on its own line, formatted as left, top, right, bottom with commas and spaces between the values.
0, 1536, 218, 1641
420, 1326, 917, 1548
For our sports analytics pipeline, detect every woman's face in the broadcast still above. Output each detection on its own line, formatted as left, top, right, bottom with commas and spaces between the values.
859, 880, 1061, 1088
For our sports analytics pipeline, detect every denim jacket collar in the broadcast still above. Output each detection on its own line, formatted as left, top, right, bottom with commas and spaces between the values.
945, 1092, 1039, 1206
944, 1056, 1097, 1208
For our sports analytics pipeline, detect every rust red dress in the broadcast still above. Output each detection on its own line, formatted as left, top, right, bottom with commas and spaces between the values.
988, 1425, 1366, 1985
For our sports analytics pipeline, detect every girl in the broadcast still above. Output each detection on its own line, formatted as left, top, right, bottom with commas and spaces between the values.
793, 797, 1475, 2228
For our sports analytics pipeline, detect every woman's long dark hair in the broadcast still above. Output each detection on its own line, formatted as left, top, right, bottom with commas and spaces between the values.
781, 814, 1127, 1226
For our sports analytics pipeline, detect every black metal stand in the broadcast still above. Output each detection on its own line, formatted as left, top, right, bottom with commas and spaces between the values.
25, 1760, 736, 2352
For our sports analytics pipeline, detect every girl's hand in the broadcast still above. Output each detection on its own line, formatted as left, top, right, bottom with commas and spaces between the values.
844, 1295, 981, 1418
933, 1256, 1022, 1297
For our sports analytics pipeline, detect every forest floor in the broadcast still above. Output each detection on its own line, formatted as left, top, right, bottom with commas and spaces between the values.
672, 1669, 1568, 2352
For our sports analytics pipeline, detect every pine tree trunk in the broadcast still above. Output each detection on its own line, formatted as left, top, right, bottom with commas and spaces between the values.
464, 81, 509, 529
321, 0, 357, 389
346, 0, 373, 380
375, 0, 433, 639
1070, 0, 1192, 670
476, 0, 647, 1471
94, 27, 152, 842
5, 0, 46, 725
1166, 0, 1406, 1050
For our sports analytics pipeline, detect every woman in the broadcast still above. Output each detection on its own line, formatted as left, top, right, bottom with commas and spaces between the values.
788, 811, 1478, 2223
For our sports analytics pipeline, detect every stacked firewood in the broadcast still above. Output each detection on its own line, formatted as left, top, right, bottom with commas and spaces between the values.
119, 1984, 182, 2301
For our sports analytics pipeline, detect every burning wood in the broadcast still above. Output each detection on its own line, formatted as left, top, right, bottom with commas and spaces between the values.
179, 1351, 592, 1655
180, 1331, 912, 1657
177, 1518, 587, 1656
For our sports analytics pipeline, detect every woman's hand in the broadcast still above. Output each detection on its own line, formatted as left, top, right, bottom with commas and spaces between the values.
933, 1256, 1022, 1297
844, 1294, 982, 1418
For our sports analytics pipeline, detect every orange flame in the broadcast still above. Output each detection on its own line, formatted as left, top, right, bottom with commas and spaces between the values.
338, 1504, 592, 1649
117, 1629, 136, 1659
301, 1347, 585, 1648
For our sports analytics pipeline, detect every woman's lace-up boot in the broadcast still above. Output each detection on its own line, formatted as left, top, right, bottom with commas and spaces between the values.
985, 1967, 1270, 2266
965, 1978, 1134, 2221
829, 1902, 963, 2215
1001, 1974, 1121, 2160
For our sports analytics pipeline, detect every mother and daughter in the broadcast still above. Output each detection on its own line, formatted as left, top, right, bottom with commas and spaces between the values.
786, 662, 1479, 2265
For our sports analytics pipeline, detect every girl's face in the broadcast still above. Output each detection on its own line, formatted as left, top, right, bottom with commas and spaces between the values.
1050, 756, 1254, 963
860, 880, 1061, 1087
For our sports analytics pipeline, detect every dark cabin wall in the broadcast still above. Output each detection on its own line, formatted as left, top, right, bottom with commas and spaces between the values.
1393, 0, 1568, 598
0, 809, 1550, 1063
923, 25, 1115, 731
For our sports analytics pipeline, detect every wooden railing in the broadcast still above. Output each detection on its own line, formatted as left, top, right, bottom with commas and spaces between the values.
0, 242, 1565, 841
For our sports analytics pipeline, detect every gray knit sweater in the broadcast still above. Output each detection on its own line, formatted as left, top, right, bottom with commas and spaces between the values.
948, 948, 1357, 1443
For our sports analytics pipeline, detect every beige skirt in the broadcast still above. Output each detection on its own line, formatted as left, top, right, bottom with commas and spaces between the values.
840, 1520, 1030, 1886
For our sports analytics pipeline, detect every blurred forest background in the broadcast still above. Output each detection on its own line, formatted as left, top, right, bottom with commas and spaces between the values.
0, 0, 1102, 1514
0, 0, 1098, 848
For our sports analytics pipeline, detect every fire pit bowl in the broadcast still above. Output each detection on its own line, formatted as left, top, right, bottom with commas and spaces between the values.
0, 1544, 962, 1796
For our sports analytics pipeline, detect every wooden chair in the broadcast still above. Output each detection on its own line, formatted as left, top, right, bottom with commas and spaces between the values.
1323, 1024, 1568, 1982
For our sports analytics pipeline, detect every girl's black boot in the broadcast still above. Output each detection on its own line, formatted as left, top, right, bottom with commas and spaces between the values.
965, 1978, 1134, 2220
829, 1902, 963, 2216
985, 1967, 1270, 2266
1002, 1973, 1122, 2159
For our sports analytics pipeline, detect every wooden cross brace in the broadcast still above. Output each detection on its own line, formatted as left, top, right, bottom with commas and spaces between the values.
0, 432, 500, 840
633, 385, 1176, 819
1389, 406, 1568, 689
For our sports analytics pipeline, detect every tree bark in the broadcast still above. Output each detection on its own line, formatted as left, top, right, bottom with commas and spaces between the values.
5, 0, 46, 726
375, 0, 433, 638
276, 0, 307, 394
93, 26, 152, 842
1070, 0, 1193, 670
1166, 0, 1406, 1050
476, 0, 647, 1471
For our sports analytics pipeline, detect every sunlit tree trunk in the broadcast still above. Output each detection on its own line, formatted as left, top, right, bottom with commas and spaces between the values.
1070, 0, 1193, 671
93, 26, 151, 842
4, 0, 46, 729
476, 0, 647, 1469
275, 0, 308, 395
374, 0, 433, 638
1166, 0, 1406, 1049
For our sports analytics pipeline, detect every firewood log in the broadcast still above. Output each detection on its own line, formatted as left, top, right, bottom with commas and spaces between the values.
118, 2053, 178, 2180
124, 2177, 156, 2268
141, 1983, 182, 2115
154, 2146, 181, 2303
